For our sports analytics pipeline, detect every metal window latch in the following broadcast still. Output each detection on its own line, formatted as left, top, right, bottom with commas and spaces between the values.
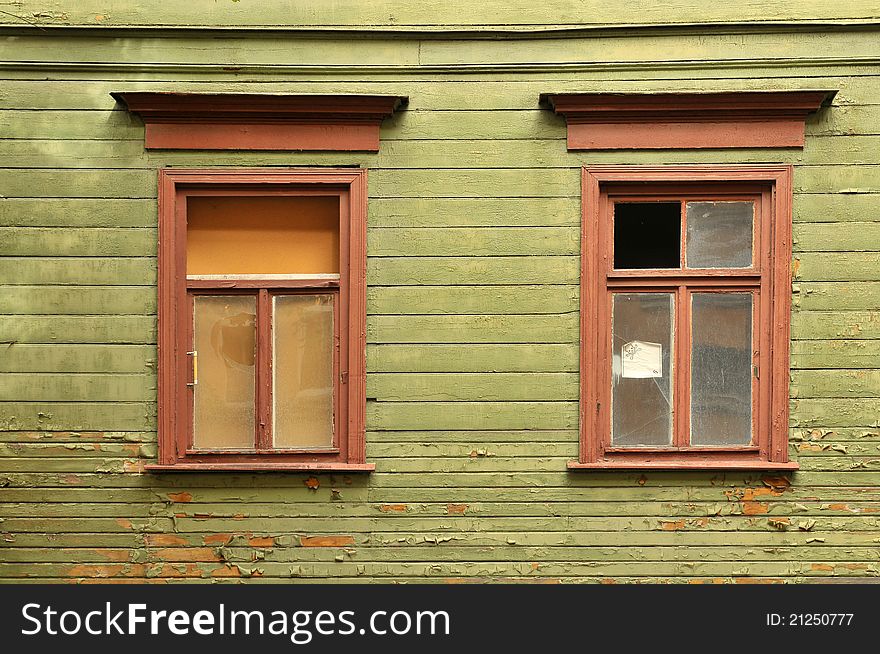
186, 351, 198, 387
754, 365, 759, 379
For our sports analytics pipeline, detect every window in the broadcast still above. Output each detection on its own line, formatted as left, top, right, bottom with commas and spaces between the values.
147, 169, 371, 471
573, 166, 797, 470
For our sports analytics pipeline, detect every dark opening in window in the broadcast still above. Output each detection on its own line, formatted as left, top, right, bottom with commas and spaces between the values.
613, 202, 681, 269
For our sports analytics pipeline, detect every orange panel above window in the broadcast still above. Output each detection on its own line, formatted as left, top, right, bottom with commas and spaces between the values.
540, 91, 835, 150
186, 196, 340, 275
111, 93, 407, 151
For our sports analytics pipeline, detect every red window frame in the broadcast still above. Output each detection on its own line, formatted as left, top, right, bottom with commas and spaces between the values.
572, 165, 797, 471
147, 168, 372, 472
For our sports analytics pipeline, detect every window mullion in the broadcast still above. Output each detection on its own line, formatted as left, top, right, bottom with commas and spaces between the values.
256, 288, 272, 450
673, 285, 690, 447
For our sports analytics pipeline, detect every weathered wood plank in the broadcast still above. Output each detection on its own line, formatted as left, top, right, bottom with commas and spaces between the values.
794, 222, 880, 252
5, 106, 879, 145
6, 544, 880, 566
367, 401, 578, 430
791, 370, 880, 398
368, 228, 579, 256
5, 479, 880, 503
795, 282, 880, 310
367, 372, 577, 401
1, 77, 878, 111
0, 228, 155, 257
0, 345, 155, 373
0, 316, 155, 344
0, 374, 155, 402
5, 31, 880, 68
0, 169, 155, 198
0, 403, 156, 431
6, 497, 880, 520
368, 285, 578, 315
3, 469, 877, 490
795, 195, 879, 223
370, 256, 579, 285
367, 314, 578, 343
0, 286, 155, 315
4, 1, 879, 28
10, 513, 880, 537
0, 35, 422, 66
369, 167, 580, 197
791, 398, 880, 428
794, 253, 880, 281
791, 313, 880, 340
369, 197, 580, 227
794, 165, 880, 193
0, 198, 155, 228
791, 339, 880, 368
1, 137, 877, 170
0, 195, 868, 230
0, 110, 144, 140
0, 258, 156, 286
367, 344, 579, 372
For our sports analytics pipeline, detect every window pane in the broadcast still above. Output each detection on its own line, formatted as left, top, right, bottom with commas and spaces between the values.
612, 293, 674, 446
690, 293, 753, 446
192, 295, 256, 449
273, 294, 335, 448
613, 202, 681, 269
686, 201, 753, 268
187, 195, 340, 275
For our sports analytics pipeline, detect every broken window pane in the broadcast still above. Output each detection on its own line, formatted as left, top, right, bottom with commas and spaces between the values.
690, 292, 753, 446
192, 295, 256, 449
273, 294, 335, 449
611, 293, 674, 446
686, 201, 753, 269
613, 202, 681, 269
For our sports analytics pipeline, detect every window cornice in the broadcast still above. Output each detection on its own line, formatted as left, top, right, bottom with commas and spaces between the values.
540, 90, 835, 149
112, 92, 407, 151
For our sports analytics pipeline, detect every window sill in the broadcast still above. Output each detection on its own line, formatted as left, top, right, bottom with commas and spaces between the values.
144, 462, 375, 473
568, 460, 799, 471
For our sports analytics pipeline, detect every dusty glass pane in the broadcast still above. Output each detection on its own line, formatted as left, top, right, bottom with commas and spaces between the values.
612, 293, 674, 446
192, 295, 256, 449
686, 201, 753, 268
690, 293, 753, 446
273, 294, 335, 448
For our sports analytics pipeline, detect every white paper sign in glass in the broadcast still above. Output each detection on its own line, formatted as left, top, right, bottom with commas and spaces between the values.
622, 340, 663, 378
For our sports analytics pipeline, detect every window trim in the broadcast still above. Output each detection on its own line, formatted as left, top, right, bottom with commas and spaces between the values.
147, 168, 372, 472
571, 165, 797, 471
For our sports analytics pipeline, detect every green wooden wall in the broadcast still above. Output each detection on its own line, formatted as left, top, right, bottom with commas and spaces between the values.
1, 2, 880, 582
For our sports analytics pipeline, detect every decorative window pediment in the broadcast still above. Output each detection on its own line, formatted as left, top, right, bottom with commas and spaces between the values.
112, 92, 407, 151
540, 91, 834, 150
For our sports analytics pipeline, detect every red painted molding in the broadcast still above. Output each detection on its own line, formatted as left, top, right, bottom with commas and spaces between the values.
576, 165, 796, 471
151, 168, 370, 473
540, 91, 835, 149
112, 92, 407, 151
